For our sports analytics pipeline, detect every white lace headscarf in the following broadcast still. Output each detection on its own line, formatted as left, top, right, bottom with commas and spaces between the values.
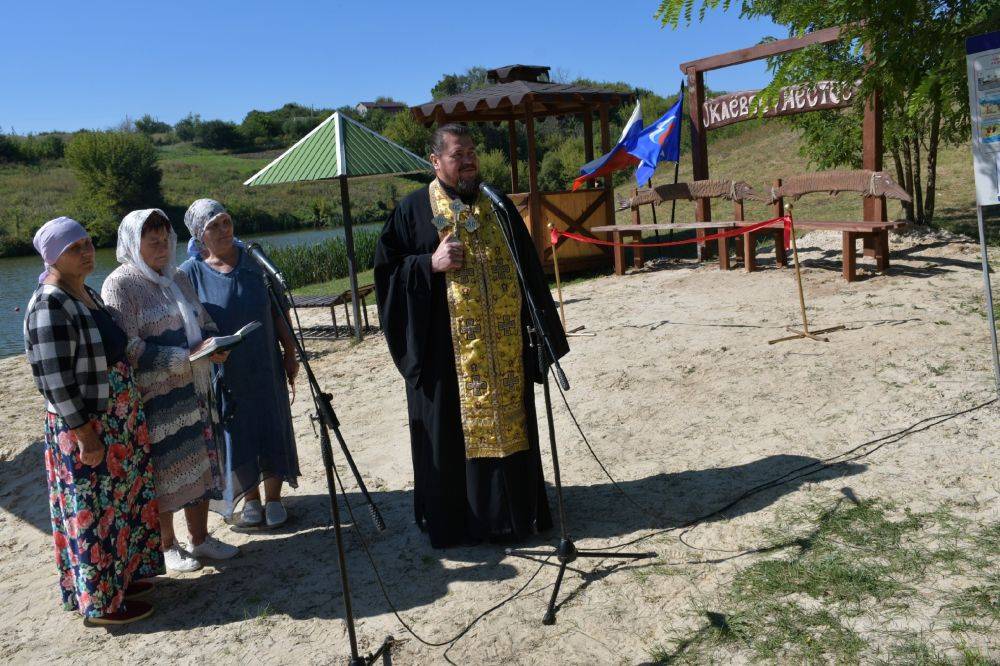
116, 209, 203, 349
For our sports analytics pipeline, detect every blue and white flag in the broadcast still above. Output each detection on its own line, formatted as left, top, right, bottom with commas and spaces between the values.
628, 89, 683, 186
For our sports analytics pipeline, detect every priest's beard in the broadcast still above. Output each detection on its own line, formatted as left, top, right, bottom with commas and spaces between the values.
455, 175, 482, 204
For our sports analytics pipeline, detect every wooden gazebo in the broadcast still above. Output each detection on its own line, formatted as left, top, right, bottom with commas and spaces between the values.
412, 65, 634, 272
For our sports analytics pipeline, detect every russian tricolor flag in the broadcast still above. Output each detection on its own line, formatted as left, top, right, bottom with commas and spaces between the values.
571, 102, 643, 191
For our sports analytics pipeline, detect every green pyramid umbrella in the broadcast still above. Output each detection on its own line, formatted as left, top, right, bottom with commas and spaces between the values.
245, 111, 431, 340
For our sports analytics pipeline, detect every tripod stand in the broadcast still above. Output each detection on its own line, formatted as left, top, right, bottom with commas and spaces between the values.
483, 188, 656, 625
261, 274, 392, 665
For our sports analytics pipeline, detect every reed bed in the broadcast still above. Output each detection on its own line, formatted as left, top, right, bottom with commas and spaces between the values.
264, 230, 379, 290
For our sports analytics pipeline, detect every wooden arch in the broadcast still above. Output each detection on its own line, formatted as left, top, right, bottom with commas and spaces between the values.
679, 26, 886, 249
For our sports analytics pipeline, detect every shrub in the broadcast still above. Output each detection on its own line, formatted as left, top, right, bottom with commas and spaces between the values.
0, 234, 34, 257
135, 114, 172, 135
281, 116, 324, 141
240, 110, 283, 146
174, 113, 201, 141
65, 131, 163, 228
0, 133, 65, 164
383, 111, 431, 157
196, 120, 244, 150
0, 134, 18, 162
478, 149, 512, 193
538, 138, 585, 191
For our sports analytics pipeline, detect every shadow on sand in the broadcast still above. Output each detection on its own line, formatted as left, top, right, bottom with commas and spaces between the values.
2, 442, 863, 633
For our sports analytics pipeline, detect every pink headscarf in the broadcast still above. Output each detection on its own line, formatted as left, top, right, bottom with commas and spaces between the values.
32, 217, 89, 283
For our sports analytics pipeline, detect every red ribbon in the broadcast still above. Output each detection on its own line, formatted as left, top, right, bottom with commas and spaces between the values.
550, 215, 791, 249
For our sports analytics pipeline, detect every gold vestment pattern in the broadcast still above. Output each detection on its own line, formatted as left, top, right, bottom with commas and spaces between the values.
428, 180, 528, 459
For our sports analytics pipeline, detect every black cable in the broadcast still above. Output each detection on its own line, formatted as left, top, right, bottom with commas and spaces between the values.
329, 457, 551, 650
551, 378, 995, 553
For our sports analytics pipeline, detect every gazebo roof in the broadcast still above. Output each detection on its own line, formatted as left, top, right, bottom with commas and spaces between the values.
412, 80, 635, 125
487, 64, 550, 83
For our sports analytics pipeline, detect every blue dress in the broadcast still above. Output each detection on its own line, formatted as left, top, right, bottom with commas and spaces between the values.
181, 248, 299, 508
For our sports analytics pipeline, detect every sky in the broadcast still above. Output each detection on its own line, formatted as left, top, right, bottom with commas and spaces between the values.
1, 0, 784, 134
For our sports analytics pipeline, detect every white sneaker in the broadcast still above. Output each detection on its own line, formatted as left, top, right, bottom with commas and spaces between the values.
265, 501, 288, 527
241, 499, 264, 526
164, 543, 202, 572
190, 535, 239, 560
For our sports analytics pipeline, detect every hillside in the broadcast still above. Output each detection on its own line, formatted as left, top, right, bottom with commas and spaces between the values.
0, 122, 986, 259
619, 123, 980, 236
0, 143, 427, 256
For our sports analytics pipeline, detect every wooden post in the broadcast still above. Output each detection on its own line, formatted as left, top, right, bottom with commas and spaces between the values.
548, 223, 567, 329
582, 111, 595, 190
687, 68, 712, 261
598, 102, 615, 247
769, 204, 846, 344
508, 119, 519, 193
862, 45, 886, 225
525, 101, 543, 260
339, 175, 363, 341
772, 178, 788, 267
788, 212, 810, 335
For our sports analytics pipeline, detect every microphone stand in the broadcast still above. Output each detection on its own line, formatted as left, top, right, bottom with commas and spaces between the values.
260, 273, 392, 666
483, 189, 655, 626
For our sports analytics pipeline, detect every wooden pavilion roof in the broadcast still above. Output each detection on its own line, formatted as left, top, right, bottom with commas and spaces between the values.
411, 81, 634, 125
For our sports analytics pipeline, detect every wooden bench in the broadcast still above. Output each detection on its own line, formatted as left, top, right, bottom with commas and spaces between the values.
742, 171, 912, 282
604, 179, 760, 275
591, 222, 739, 275
291, 284, 378, 339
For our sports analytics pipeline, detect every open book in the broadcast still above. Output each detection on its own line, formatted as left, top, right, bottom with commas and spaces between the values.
189, 321, 262, 362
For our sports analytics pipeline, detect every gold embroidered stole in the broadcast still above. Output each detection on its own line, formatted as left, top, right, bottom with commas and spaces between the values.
428, 180, 528, 459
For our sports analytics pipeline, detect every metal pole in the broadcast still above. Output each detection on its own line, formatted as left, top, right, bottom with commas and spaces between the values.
339, 175, 363, 342
975, 205, 1000, 396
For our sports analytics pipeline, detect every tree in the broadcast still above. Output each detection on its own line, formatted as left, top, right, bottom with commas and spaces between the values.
431, 67, 489, 100
383, 111, 432, 157
135, 114, 172, 135
174, 113, 201, 141
240, 110, 283, 145
65, 131, 163, 242
655, 0, 1000, 224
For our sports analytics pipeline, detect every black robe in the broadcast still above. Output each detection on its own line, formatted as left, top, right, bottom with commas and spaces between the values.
374, 185, 569, 548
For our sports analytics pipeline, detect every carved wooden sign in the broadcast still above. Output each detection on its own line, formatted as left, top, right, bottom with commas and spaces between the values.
702, 81, 857, 130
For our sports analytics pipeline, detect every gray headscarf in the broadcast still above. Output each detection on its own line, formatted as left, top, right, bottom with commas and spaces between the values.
116, 208, 203, 349
183, 198, 228, 247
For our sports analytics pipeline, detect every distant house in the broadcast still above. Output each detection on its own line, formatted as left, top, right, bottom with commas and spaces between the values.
355, 101, 407, 116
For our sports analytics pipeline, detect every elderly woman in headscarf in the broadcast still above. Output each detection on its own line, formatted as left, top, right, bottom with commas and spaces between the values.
24, 217, 164, 626
101, 208, 239, 572
181, 199, 300, 529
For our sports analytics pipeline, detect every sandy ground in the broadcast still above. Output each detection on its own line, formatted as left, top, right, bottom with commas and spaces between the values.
1, 228, 998, 664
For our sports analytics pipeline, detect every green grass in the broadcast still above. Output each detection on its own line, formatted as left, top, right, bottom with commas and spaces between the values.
293, 268, 376, 297
651, 497, 1000, 664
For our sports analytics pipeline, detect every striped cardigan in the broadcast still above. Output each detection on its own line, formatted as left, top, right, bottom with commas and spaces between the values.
23, 284, 110, 429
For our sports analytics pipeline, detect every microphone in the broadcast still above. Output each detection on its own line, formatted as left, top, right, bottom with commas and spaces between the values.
479, 181, 508, 210
245, 242, 288, 291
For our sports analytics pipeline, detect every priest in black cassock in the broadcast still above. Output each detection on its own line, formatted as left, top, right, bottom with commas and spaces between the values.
374, 123, 569, 548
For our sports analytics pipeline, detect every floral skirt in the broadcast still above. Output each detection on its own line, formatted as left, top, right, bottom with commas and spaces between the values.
44, 360, 165, 617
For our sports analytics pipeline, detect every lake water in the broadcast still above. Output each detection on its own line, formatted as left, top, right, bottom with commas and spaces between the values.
0, 224, 379, 358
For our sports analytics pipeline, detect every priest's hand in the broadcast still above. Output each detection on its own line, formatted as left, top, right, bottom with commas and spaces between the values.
431, 232, 464, 273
